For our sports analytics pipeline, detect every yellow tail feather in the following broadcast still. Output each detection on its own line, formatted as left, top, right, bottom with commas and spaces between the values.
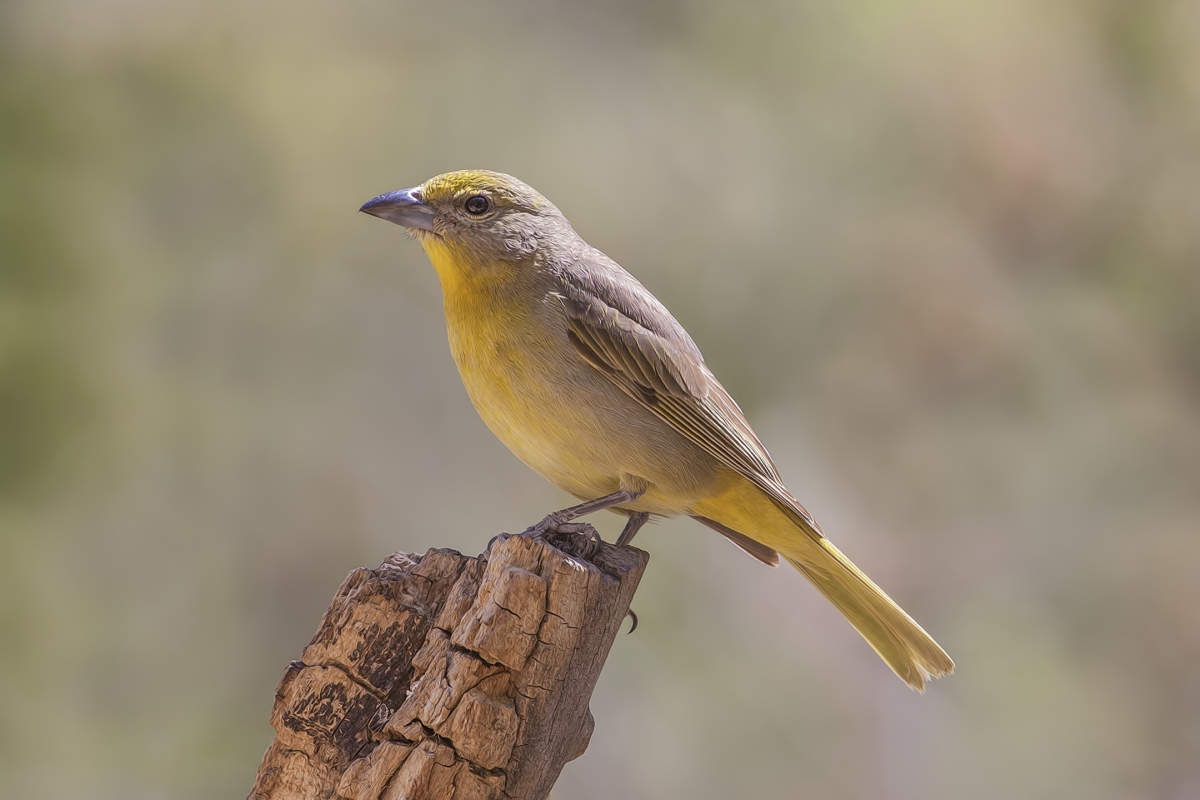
694, 481, 953, 690
781, 534, 953, 690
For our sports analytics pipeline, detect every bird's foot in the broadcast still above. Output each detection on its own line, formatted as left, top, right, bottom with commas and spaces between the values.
517, 490, 642, 559
522, 509, 573, 539
548, 522, 606, 560
625, 607, 639, 634
521, 514, 605, 560
558, 522, 605, 560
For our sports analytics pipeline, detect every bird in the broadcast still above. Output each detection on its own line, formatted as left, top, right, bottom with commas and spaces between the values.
360, 170, 953, 690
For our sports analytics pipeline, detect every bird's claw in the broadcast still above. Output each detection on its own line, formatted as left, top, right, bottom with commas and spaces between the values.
625, 608, 639, 634
553, 522, 604, 559
522, 515, 604, 560
522, 510, 570, 539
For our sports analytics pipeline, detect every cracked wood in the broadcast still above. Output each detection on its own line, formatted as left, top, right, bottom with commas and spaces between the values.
247, 530, 649, 800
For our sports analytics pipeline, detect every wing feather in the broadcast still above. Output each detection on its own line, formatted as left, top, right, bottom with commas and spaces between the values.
556, 274, 821, 532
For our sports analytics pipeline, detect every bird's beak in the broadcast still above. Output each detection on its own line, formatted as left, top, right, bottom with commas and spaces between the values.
359, 188, 436, 232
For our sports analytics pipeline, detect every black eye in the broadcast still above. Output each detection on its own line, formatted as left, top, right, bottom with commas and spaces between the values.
464, 195, 491, 215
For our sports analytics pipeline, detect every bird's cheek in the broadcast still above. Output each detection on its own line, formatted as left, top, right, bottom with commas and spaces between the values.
503, 232, 538, 258
495, 220, 540, 259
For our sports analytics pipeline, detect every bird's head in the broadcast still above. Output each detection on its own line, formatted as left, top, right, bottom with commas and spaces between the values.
361, 170, 572, 266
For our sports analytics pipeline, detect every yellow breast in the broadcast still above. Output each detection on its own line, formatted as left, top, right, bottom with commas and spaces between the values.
422, 237, 606, 495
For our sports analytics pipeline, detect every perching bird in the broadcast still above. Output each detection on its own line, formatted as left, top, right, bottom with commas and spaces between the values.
361, 170, 953, 690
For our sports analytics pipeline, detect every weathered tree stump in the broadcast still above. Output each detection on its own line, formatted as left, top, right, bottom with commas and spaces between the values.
247, 528, 649, 800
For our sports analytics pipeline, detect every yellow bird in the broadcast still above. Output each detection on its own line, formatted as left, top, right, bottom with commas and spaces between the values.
361, 170, 953, 690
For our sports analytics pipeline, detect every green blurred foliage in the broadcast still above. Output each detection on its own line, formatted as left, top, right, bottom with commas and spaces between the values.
2, 0, 1199, 798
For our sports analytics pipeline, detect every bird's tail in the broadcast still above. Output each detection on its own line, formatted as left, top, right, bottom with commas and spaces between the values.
779, 531, 953, 690
693, 483, 953, 690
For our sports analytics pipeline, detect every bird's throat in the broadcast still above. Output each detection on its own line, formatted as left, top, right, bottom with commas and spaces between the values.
420, 236, 524, 293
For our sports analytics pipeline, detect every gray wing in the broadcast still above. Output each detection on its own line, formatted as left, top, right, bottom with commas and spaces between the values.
555, 255, 822, 537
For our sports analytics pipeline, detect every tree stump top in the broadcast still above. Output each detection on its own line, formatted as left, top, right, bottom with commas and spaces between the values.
248, 530, 649, 800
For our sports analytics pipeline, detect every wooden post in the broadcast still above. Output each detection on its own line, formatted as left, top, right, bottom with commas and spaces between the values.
247, 528, 649, 800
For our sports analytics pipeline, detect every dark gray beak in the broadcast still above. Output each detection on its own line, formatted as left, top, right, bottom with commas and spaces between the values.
360, 188, 436, 232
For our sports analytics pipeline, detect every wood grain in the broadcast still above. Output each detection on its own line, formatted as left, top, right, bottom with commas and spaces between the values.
247, 529, 649, 800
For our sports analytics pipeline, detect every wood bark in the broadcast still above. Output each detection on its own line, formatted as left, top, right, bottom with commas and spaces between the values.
247, 528, 649, 800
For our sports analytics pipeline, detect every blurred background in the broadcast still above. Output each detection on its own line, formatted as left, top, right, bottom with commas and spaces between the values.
3, 0, 1200, 797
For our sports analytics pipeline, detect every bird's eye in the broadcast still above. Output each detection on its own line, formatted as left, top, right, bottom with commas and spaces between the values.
464, 195, 491, 216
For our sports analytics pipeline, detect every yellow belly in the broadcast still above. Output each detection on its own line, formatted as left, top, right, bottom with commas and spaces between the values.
456, 331, 592, 491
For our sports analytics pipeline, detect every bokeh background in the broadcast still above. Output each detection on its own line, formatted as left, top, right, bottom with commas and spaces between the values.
3, 0, 1200, 797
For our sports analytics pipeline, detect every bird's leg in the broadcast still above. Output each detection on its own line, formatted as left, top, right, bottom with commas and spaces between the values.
615, 513, 650, 632
616, 512, 650, 547
613, 511, 651, 631
524, 490, 644, 546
